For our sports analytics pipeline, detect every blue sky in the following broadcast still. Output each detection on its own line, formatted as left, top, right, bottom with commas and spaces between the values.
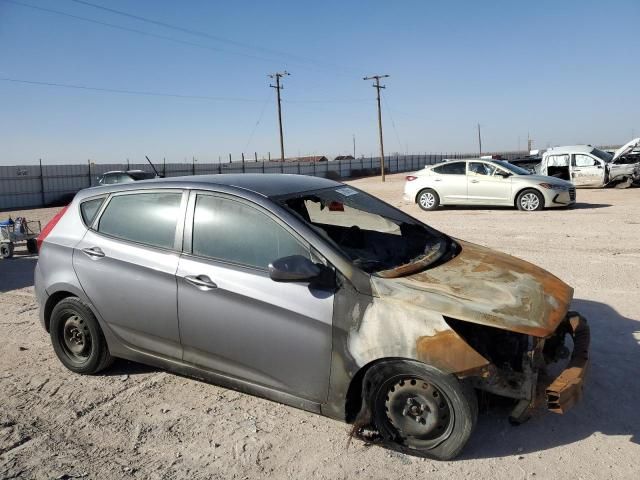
1, 0, 638, 164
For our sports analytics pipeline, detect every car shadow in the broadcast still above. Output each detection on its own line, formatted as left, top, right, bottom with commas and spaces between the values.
460, 298, 639, 459
0, 256, 38, 292
436, 203, 611, 211
103, 358, 159, 376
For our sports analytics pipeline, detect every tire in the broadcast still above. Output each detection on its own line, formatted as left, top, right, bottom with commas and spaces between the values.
516, 189, 544, 211
417, 189, 440, 211
26, 238, 38, 254
366, 361, 478, 460
1, 242, 14, 259
50, 297, 113, 374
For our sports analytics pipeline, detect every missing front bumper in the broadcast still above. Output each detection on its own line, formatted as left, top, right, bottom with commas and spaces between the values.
545, 312, 590, 413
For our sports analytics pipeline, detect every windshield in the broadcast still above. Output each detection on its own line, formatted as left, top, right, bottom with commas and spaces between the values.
279, 186, 452, 276
493, 160, 531, 175
591, 148, 613, 162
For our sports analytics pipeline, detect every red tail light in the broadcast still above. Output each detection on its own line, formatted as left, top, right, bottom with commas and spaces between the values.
37, 205, 70, 251
405, 175, 418, 181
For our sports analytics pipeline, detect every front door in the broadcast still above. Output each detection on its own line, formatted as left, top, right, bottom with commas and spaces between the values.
176, 193, 334, 403
73, 190, 187, 359
571, 154, 606, 186
467, 162, 512, 204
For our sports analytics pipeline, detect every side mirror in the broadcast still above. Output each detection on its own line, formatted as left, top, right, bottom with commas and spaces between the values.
269, 255, 322, 283
497, 171, 512, 178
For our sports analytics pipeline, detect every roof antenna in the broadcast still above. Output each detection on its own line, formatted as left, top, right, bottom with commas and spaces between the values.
145, 155, 162, 177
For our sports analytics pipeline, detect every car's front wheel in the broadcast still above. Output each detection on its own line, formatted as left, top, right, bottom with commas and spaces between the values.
417, 189, 440, 211
50, 297, 113, 374
516, 189, 544, 211
367, 361, 478, 460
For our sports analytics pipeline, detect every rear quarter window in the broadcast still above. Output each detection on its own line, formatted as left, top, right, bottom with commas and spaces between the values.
80, 197, 106, 227
432, 162, 466, 175
97, 192, 182, 249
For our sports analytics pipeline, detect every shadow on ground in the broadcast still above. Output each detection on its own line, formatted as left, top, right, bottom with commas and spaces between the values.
436, 203, 611, 211
461, 298, 639, 459
0, 257, 37, 292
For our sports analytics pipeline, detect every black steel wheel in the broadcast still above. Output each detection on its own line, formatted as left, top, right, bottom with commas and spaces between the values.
367, 361, 477, 460
50, 297, 113, 374
1, 242, 14, 259
26, 238, 38, 254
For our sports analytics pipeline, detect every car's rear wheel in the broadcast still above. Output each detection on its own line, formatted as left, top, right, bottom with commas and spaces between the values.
417, 189, 440, 211
516, 189, 544, 211
367, 361, 477, 460
50, 297, 113, 374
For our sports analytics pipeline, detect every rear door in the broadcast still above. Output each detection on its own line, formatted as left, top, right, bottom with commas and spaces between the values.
571, 154, 605, 186
176, 192, 334, 402
73, 189, 187, 359
431, 161, 468, 203
466, 162, 512, 204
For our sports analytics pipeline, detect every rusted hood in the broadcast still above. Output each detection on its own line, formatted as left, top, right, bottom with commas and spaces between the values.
371, 240, 573, 337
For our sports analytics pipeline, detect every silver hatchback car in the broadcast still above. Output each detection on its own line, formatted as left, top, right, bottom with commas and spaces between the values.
35, 174, 590, 460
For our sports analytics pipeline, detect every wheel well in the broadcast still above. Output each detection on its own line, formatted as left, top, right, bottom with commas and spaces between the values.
514, 187, 545, 208
43, 291, 76, 332
344, 357, 406, 423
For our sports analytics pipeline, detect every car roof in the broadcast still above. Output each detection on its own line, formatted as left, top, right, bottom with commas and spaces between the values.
545, 145, 594, 154
83, 173, 342, 198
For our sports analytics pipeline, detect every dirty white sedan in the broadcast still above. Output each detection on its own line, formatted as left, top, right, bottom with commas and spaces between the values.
404, 159, 576, 211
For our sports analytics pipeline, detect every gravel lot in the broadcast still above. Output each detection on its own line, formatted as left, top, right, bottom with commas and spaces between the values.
1, 174, 639, 479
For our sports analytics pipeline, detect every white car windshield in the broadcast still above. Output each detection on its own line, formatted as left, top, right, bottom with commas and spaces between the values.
591, 148, 613, 162
493, 160, 531, 175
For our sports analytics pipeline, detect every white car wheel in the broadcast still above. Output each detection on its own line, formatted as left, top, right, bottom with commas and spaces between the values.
417, 189, 440, 211
517, 190, 543, 211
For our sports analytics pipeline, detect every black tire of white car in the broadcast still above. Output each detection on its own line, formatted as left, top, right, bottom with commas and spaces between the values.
516, 189, 544, 211
50, 297, 114, 374
417, 189, 440, 211
367, 361, 478, 461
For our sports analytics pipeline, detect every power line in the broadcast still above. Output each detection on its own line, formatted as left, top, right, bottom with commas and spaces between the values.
0, 77, 369, 104
0, 77, 264, 102
4, 0, 287, 64
381, 91, 404, 154
269, 71, 290, 162
67, 0, 360, 75
243, 95, 272, 152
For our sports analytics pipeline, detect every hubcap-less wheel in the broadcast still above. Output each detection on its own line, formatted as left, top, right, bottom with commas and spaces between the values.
520, 192, 540, 211
384, 377, 453, 449
419, 192, 436, 209
61, 314, 91, 360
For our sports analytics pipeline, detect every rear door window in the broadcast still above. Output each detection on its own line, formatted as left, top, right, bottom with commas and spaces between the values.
432, 162, 466, 175
97, 192, 183, 249
191, 195, 308, 270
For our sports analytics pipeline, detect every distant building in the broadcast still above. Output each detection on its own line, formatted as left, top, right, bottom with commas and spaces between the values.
334, 155, 355, 161
270, 155, 328, 162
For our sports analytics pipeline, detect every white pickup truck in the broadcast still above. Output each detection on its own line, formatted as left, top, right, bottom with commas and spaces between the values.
532, 138, 640, 188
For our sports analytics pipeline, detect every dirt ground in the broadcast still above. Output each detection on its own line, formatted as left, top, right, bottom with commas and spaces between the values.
1, 174, 639, 479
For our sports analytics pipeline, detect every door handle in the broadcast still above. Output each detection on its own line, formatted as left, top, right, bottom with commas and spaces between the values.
185, 275, 218, 290
470, 179, 479, 183
81, 247, 105, 258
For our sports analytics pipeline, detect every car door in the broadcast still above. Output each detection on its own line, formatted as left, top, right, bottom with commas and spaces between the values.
431, 161, 468, 203
73, 189, 187, 359
176, 192, 334, 403
466, 162, 512, 204
571, 154, 605, 186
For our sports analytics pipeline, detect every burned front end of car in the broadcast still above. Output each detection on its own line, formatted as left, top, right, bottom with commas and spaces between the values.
446, 311, 590, 422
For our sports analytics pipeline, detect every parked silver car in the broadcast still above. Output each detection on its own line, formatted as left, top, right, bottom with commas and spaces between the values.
403, 159, 576, 211
35, 174, 589, 460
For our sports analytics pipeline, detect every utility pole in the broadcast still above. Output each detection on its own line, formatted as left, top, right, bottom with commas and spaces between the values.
364, 74, 389, 181
352, 134, 356, 158
477, 123, 482, 157
269, 71, 290, 162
